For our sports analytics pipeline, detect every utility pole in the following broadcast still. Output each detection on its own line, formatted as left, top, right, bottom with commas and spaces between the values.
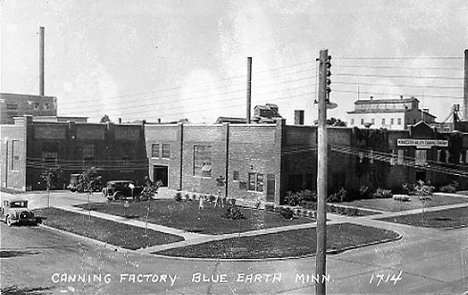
246, 57, 252, 124
316, 49, 330, 295
39, 26, 45, 96
463, 49, 468, 120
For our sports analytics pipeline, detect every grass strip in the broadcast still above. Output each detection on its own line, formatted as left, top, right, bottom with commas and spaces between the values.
33, 207, 184, 250
75, 200, 313, 235
378, 206, 468, 228
154, 223, 400, 259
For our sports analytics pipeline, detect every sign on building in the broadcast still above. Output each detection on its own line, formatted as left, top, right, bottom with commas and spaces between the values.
397, 139, 448, 149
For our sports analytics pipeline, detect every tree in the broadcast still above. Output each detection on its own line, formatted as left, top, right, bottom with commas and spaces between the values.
40, 167, 62, 208
327, 117, 347, 127
139, 176, 162, 235
100, 114, 112, 123
414, 180, 434, 221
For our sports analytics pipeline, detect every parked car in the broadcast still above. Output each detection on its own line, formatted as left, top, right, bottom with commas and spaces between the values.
1, 199, 37, 226
102, 180, 143, 201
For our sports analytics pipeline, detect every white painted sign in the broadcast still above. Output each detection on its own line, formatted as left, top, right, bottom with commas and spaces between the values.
397, 139, 448, 149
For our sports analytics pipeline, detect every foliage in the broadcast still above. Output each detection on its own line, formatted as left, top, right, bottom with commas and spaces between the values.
279, 207, 294, 220
221, 200, 245, 220
327, 205, 359, 216
402, 183, 416, 195
74, 167, 102, 193
174, 192, 183, 202
372, 188, 393, 199
414, 181, 434, 200
439, 181, 459, 193
327, 117, 347, 127
138, 177, 161, 201
40, 167, 62, 190
100, 114, 112, 123
265, 204, 275, 211
346, 186, 371, 201
327, 188, 348, 203
285, 190, 316, 206
208, 194, 216, 203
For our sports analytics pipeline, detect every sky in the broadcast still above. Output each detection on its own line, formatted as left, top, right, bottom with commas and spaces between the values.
1, 0, 467, 124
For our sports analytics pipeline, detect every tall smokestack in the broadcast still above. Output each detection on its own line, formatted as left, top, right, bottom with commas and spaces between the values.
39, 26, 45, 96
246, 57, 252, 124
464, 49, 468, 120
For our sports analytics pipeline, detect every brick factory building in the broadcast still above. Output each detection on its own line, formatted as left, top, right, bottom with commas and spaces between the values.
1, 116, 147, 191
0, 93, 58, 124
3, 115, 468, 204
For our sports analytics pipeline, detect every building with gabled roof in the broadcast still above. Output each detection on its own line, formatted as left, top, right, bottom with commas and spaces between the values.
347, 96, 436, 130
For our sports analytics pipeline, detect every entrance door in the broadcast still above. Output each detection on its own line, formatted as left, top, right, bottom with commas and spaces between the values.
266, 174, 275, 202
153, 165, 168, 187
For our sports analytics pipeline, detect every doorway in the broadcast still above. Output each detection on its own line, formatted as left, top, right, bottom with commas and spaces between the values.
153, 165, 168, 187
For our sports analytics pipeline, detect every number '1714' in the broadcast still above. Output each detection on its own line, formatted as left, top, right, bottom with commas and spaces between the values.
369, 271, 403, 286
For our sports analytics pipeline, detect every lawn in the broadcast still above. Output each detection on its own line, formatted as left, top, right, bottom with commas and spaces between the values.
33, 207, 184, 250
378, 206, 468, 228
339, 194, 468, 212
154, 223, 401, 259
75, 199, 314, 235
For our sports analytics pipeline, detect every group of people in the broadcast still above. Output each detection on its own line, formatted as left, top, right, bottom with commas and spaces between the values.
198, 190, 226, 210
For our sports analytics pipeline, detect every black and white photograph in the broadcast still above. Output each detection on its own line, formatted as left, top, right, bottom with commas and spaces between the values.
1, 1, 467, 294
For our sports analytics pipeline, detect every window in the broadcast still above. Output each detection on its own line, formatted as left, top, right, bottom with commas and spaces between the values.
350, 118, 354, 125
34, 103, 40, 110
6, 103, 18, 110
233, 170, 240, 181
382, 118, 386, 125
390, 118, 394, 125
42, 152, 58, 166
397, 118, 402, 125
193, 145, 212, 177
360, 118, 364, 125
248, 172, 264, 192
151, 144, 160, 158
371, 118, 375, 125
44, 103, 51, 110
162, 144, 171, 159
390, 150, 396, 165
397, 149, 404, 165
11, 140, 20, 171
82, 144, 95, 160
437, 150, 442, 162
415, 150, 427, 166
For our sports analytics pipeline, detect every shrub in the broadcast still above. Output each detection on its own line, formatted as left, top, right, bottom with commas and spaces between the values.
285, 191, 301, 206
265, 204, 275, 211
192, 193, 198, 200
439, 181, 458, 193
174, 192, 183, 202
279, 207, 294, 220
208, 194, 216, 203
185, 193, 191, 201
301, 201, 316, 210
414, 181, 434, 198
221, 201, 245, 220
393, 195, 411, 202
372, 188, 393, 199
327, 188, 348, 203
402, 183, 416, 195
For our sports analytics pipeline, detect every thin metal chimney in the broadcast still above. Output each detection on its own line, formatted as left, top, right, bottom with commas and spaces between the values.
39, 26, 45, 96
246, 57, 252, 124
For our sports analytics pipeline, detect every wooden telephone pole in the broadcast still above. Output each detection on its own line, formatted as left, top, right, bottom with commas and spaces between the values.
316, 49, 330, 295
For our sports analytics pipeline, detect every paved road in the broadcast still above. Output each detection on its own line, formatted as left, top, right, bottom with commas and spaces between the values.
1, 190, 468, 294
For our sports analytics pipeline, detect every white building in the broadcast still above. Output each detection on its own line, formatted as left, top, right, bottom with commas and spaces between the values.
347, 96, 436, 130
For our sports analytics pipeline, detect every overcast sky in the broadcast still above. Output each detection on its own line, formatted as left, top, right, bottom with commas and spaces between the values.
1, 0, 467, 124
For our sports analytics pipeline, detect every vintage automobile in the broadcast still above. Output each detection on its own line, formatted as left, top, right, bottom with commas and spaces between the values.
102, 180, 143, 201
1, 199, 37, 226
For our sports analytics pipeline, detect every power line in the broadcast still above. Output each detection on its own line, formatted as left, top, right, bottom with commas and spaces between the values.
333, 89, 463, 99
333, 81, 463, 90
334, 73, 464, 80
333, 65, 464, 71
334, 56, 463, 60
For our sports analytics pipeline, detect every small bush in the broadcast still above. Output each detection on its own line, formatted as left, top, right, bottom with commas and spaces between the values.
174, 192, 183, 202
402, 183, 416, 195
208, 194, 216, 203
327, 188, 348, 203
192, 193, 198, 200
439, 181, 458, 193
301, 200, 316, 210
184, 193, 191, 201
265, 204, 275, 212
393, 195, 411, 202
372, 188, 393, 199
285, 191, 301, 206
279, 207, 294, 220
221, 201, 245, 220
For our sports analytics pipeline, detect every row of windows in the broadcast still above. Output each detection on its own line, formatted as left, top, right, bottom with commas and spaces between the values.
351, 118, 402, 126
5, 103, 52, 110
